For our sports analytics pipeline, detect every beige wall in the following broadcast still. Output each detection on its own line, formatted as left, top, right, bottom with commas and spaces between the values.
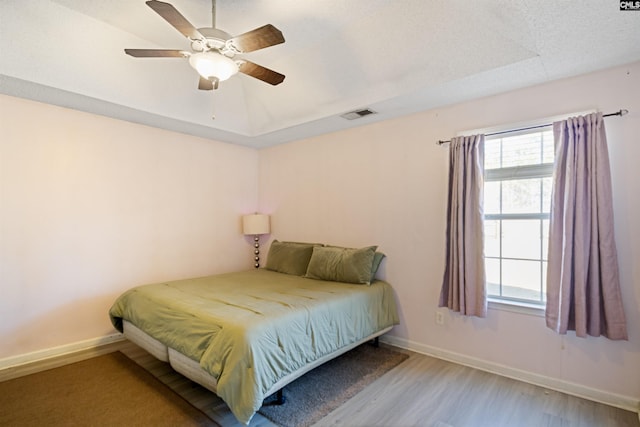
0, 95, 259, 359
259, 62, 640, 402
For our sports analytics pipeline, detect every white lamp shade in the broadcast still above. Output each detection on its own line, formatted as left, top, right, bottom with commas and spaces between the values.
189, 51, 239, 81
242, 214, 270, 235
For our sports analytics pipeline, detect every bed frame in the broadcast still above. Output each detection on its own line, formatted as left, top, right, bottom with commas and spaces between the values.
123, 320, 392, 404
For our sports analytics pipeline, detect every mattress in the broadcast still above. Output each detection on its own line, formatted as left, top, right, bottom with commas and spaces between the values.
123, 319, 392, 396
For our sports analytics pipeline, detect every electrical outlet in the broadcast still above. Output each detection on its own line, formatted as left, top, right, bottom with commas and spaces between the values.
435, 311, 444, 325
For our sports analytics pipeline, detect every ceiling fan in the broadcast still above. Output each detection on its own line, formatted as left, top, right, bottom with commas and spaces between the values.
125, 0, 285, 90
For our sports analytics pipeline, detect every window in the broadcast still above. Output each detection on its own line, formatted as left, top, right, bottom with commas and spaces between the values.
483, 127, 554, 305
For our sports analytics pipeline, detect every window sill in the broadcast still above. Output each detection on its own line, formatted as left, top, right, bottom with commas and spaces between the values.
488, 298, 545, 317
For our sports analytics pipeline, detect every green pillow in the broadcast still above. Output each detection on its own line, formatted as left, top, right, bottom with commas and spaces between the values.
305, 245, 378, 285
265, 240, 319, 276
370, 252, 386, 282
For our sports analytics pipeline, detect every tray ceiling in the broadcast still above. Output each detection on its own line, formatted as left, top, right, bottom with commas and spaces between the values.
1, 0, 639, 148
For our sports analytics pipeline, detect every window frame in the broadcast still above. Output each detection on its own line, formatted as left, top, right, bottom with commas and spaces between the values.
482, 125, 554, 308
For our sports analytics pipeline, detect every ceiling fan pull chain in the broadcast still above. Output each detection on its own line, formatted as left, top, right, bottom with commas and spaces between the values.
211, 91, 216, 120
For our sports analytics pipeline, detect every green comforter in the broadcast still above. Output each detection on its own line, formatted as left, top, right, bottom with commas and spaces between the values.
109, 269, 399, 424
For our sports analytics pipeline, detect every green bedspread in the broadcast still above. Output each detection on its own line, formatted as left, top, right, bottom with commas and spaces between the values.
109, 269, 399, 424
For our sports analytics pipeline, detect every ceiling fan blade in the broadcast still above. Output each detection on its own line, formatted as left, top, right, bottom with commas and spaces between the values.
125, 49, 187, 58
228, 24, 284, 53
198, 77, 214, 91
145, 0, 203, 40
238, 61, 285, 86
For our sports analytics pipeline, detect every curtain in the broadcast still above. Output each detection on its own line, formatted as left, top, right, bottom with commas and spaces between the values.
546, 113, 628, 340
439, 134, 487, 317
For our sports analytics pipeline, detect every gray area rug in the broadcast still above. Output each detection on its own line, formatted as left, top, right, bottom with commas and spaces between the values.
258, 344, 409, 427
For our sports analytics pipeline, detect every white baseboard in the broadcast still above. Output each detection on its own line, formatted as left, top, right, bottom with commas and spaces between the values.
380, 335, 639, 415
0, 333, 125, 371
3, 333, 638, 420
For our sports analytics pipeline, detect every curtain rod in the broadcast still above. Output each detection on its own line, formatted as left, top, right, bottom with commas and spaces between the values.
436, 109, 629, 145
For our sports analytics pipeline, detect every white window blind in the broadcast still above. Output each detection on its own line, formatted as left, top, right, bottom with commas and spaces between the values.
483, 127, 554, 305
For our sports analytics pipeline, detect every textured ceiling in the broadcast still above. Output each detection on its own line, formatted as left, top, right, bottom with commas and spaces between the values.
1, 0, 639, 148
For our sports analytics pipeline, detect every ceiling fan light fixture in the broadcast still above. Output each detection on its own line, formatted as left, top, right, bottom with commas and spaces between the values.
125, 1, 285, 90
189, 51, 238, 81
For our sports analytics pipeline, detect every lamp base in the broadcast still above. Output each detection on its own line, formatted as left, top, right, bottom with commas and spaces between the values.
253, 235, 260, 268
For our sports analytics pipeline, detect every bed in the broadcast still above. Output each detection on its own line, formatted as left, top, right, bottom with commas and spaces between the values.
109, 242, 399, 424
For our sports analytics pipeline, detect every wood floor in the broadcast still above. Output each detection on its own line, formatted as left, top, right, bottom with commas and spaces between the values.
4, 340, 638, 427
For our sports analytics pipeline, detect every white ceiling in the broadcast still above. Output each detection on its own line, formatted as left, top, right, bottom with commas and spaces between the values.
2, 0, 639, 148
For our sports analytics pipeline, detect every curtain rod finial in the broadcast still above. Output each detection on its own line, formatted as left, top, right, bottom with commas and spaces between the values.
620, 109, 629, 116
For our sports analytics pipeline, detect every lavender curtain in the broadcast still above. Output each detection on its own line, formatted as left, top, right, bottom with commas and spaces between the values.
439, 134, 487, 317
546, 113, 628, 340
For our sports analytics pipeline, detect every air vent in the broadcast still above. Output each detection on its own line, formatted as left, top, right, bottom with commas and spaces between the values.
340, 108, 377, 120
